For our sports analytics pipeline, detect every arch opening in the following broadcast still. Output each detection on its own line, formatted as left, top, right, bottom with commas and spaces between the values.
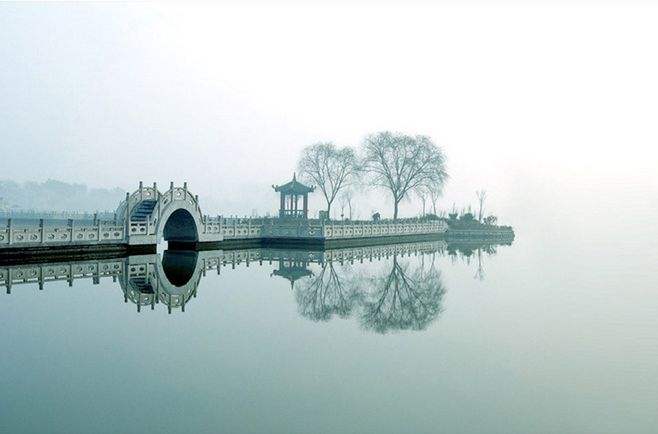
162, 208, 199, 244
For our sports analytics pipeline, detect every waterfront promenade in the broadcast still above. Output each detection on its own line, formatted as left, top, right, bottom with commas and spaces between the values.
0, 182, 449, 257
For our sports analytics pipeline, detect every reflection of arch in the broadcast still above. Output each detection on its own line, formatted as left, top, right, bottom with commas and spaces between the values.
161, 250, 198, 287
120, 250, 203, 313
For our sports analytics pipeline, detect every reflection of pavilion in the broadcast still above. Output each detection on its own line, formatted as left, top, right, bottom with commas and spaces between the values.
271, 261, 314, 290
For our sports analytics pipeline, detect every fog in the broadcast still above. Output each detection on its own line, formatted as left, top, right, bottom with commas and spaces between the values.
1, 2, 656, 241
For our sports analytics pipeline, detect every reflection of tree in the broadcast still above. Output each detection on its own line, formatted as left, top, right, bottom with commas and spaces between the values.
295, 262, 360, 322
447, 241, 501, 280
359, 255, 445, 334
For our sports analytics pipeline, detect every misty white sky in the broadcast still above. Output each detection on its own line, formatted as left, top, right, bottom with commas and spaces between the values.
1, 1, 656, 231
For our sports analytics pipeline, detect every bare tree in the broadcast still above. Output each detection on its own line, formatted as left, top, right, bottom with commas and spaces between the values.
415, 187, 427, 216
428, 184, 443, 215
297, 142, 358, 218
338, 189, 354, 220
476, 190, 487, 222
361, 131, 448, 220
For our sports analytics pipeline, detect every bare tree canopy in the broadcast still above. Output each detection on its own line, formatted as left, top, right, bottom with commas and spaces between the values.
297, 142, 358, 218
361, 131, 448, 219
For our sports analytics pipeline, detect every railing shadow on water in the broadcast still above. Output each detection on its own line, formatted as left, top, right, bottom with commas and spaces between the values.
0, 239, 513, 332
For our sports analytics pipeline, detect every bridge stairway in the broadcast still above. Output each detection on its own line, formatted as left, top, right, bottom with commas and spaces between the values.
130, 200, 157, 222
129, 277, 155, 294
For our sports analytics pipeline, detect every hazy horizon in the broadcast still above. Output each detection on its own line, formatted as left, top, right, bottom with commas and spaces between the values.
1, 2, 657, 234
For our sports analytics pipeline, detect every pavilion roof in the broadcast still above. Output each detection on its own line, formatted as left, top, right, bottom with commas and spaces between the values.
272, 173, 314, 194
272, 266, 314, 289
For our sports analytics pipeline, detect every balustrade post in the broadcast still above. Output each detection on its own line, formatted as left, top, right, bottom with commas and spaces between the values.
7, 218, 12, 245
39, 219, 44, 244
195, 195, 199, 211
170, 182, 174, 201
139, 181, 143, 201
124, 192, 130, 241
68, 219, 74, 243
183, 182, 188, 200
146, 215, 150, 235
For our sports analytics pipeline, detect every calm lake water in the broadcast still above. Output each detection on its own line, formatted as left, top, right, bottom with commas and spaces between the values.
1, 231, 657, 434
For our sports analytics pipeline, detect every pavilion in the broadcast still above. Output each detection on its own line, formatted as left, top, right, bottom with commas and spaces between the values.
272, 173, 314, 219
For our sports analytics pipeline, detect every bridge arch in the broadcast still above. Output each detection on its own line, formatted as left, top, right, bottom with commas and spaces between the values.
117, 182, 207, 246
155, 185, 205, 245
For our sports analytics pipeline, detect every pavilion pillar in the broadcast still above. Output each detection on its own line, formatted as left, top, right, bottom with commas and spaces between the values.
280, 192, 285, 218
303, 194, 308, 219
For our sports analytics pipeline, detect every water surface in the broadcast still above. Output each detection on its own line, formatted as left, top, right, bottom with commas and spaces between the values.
1, 235, 656, 434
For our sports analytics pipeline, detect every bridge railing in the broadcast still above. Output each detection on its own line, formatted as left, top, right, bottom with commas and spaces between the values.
320, 219, 447, 239
0, 218, 126, 248
120, 182, 201, 240
119, 182, 160, 219
211, 216, 447, 241
207, 216, 267, 239
159, 183, 199, 212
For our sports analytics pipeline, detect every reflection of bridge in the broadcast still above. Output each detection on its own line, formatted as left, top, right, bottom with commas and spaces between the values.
1, 238, 514, 336
1, 240, 450, 311
0, 182, 447, 256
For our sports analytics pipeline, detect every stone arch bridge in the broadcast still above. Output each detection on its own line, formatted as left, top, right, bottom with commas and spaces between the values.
116, 181, 228, 246
0, 181, 448, 253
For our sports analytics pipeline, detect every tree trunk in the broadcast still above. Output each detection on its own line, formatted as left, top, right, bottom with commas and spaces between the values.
327, 202, 331, 219
393, 200, 399, 220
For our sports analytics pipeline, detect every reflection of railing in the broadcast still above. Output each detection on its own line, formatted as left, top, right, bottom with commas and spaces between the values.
1, 237, 511, 319
1, 241, 449, 291
1, 257, 124, 292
